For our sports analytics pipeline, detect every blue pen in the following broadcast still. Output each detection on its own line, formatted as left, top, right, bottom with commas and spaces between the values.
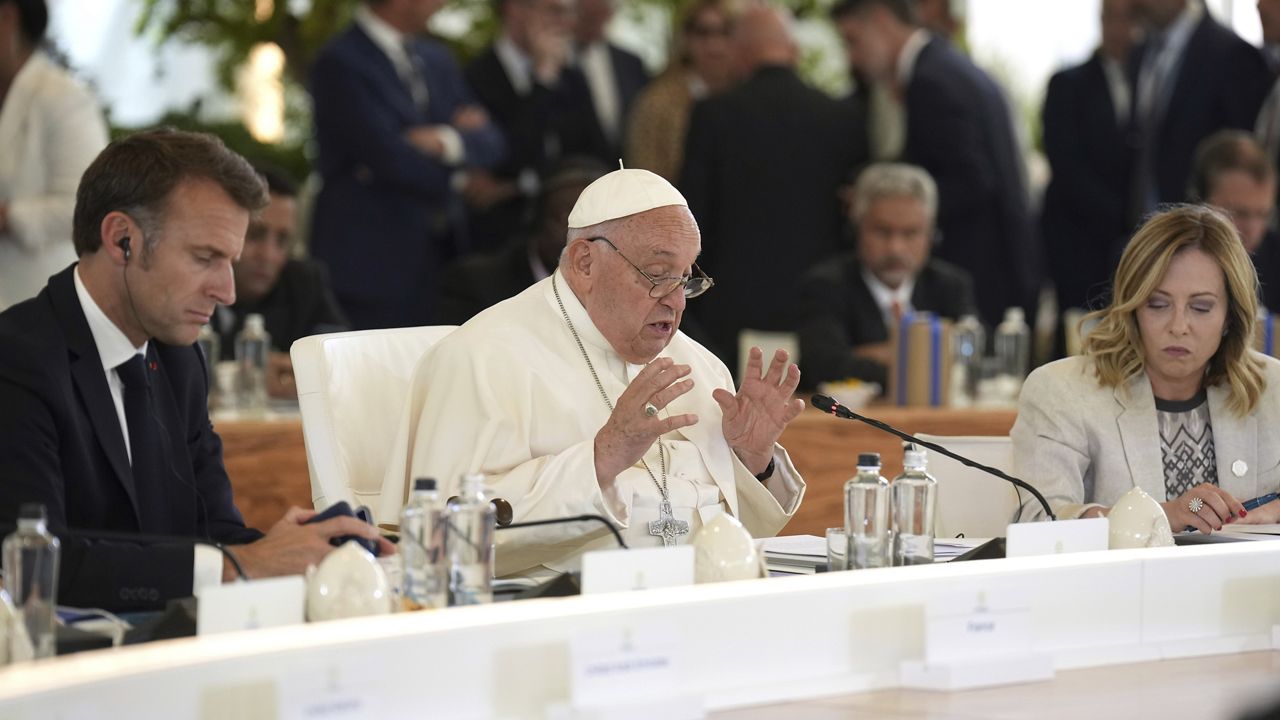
1243, 493, 1279, 512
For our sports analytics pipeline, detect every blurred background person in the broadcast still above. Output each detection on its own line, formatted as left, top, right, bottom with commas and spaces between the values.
1013, 205, 1280, 528
1128, 0, 1270, 222
213, 167, 349, 397
833, 0, 1037, 331
682, 3, 864, 374
436, 156, 606, 324
0, 0, 107, 310
625, 0, 737, 184
465, 0, 604, 247
309, 0, 504, 330
1188, 130, 1280, 313
795, 163, 975, 389
574, 0, 648, 163
1041, 0, 1139, 351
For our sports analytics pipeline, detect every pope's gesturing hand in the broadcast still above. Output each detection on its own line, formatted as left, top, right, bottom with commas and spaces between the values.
714, 347, 803, 476
594, 358, 698, 488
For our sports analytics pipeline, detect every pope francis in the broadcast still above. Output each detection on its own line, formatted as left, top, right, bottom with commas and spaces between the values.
382, 168, 807, 578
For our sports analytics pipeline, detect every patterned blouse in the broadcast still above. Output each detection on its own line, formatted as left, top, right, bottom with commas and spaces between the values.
1156, 390, 1218, 500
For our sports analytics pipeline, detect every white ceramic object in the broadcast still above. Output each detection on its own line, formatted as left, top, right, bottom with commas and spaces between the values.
305, 542, 394, 622
691, 512, 764, 583
1108, 486, 1175, 549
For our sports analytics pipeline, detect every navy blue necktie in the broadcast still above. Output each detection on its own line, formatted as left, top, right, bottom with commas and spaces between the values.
115, 354, 166, 517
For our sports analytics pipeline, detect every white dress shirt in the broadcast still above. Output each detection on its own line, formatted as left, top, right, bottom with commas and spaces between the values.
578, 41, 621, 145
72, 267, 222, 591
861, 266, 915, 331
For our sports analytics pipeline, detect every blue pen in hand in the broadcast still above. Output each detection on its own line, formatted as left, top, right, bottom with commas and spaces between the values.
1243, 493, 1279, 512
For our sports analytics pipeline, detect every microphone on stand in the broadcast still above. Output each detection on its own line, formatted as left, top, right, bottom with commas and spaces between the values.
811, 394, 1055, 561
496, 513, 628, 549
492, 513, 628, 599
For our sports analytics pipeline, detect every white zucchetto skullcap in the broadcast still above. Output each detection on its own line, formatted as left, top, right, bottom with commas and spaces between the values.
566, 165, 688, 229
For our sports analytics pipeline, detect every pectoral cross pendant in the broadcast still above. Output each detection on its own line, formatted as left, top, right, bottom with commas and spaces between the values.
648, 499, 690, 547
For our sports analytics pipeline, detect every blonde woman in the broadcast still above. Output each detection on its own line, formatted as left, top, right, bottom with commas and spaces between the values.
1013, 205, 1280, 532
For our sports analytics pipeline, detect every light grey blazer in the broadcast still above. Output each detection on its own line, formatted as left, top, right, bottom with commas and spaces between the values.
1012, 354, 1280, 520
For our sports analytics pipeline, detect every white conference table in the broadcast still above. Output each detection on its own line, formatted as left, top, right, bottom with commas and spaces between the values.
1, 539, 1278, 718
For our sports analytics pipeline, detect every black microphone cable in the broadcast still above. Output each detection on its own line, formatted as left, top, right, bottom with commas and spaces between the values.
811, 394, 1057, 521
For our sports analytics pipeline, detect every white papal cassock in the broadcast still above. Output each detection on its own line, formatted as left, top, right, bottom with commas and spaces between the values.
380, 270, 805, 578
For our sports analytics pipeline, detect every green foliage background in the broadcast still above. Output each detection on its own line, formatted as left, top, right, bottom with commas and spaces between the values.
128, 0, 848, 174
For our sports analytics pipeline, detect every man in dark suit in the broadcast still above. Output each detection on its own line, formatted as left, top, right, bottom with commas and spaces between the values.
0, 129, 390, 612
214, 167, 349, 397
464, 0, 605, 247
436, 157, 606, 324
1041, 0, 1137, 327
681, 4, 864, 376
795, 163, 975, 388
310, 0, 504, 330
1129, 0, 1271, 220
573, 0, 649, 162
1189, 130, 1280, 313
832, 0, 1037, 330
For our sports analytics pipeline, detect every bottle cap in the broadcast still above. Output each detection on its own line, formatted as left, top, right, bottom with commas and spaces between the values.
246, 314, 266, 332
413, 477, 437, 492
856, 452, 880, 467
18, 504, 46, 522
903, 449, 928, 469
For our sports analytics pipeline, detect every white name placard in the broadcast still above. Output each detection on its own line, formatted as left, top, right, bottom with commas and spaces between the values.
1006, 517, 1109, 558
581, 545, 694, 594
196, 576, 305, 635
924, 589, 1033, 665
569, 625, 696, 713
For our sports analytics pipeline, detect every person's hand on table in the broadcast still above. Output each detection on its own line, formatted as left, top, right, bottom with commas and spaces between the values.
1236, 496, 1280, 524
266, 352, 296, 399
1160, 482, 1244, 534
594, 357, 697, 488
851, 341, 894, 367
227, 506, 396, 581
714, 347, 803, 476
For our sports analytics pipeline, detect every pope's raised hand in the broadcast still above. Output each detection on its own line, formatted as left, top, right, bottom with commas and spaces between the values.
594, 357, 698, 489
713, 347, 803, 476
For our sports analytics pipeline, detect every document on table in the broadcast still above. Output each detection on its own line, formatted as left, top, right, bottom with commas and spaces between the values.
759, 535, 990, 574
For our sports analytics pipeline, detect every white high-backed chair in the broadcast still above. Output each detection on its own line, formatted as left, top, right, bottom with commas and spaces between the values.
914, 434, 1022, 539
291, 326, 456, 516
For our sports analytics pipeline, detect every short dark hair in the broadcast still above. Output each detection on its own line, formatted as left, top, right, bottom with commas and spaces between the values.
829, 0, 916, 24
1, 0, 48, 45
1188, 129, 1277, 202
72, 128, 269, 256
255, 164, 299, 198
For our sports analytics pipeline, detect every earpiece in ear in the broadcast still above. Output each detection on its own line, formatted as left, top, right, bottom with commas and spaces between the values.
119, 236, 132, 262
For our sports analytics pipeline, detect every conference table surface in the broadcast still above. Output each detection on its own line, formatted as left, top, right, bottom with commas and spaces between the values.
217, 404, 1018, 537
714, 651, 1280, 720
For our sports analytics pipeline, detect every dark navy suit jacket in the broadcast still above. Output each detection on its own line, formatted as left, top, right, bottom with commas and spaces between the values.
1040, 52, 1133, 313
1130, 13, 1272, 210
903, 36, 1037, 329
0, 266, 261, 611
794, 255, 976, 388
310, 25, 504, 329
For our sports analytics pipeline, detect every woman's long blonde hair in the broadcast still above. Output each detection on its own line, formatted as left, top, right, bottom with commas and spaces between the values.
1082, 204, 1265, 415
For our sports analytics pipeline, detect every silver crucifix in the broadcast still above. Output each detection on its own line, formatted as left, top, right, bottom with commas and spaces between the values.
647, 499, 690, 547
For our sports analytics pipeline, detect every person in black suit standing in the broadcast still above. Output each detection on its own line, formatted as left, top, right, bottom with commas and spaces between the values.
574, 0, 649, 163
0, 129, 391, 612
681, 3, 864, 375
795, 163, 975, 389
1129, 0, 1271, 220
436, 156, 606, 324
1041, 0, 1138, 331
464, 0, 605, 247
832, 0, 1037, 331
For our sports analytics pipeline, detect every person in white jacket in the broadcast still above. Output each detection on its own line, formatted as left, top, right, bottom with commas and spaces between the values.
1013, 205, 1280, 532
383, 168, 807, 578
0, 0, 107, 310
